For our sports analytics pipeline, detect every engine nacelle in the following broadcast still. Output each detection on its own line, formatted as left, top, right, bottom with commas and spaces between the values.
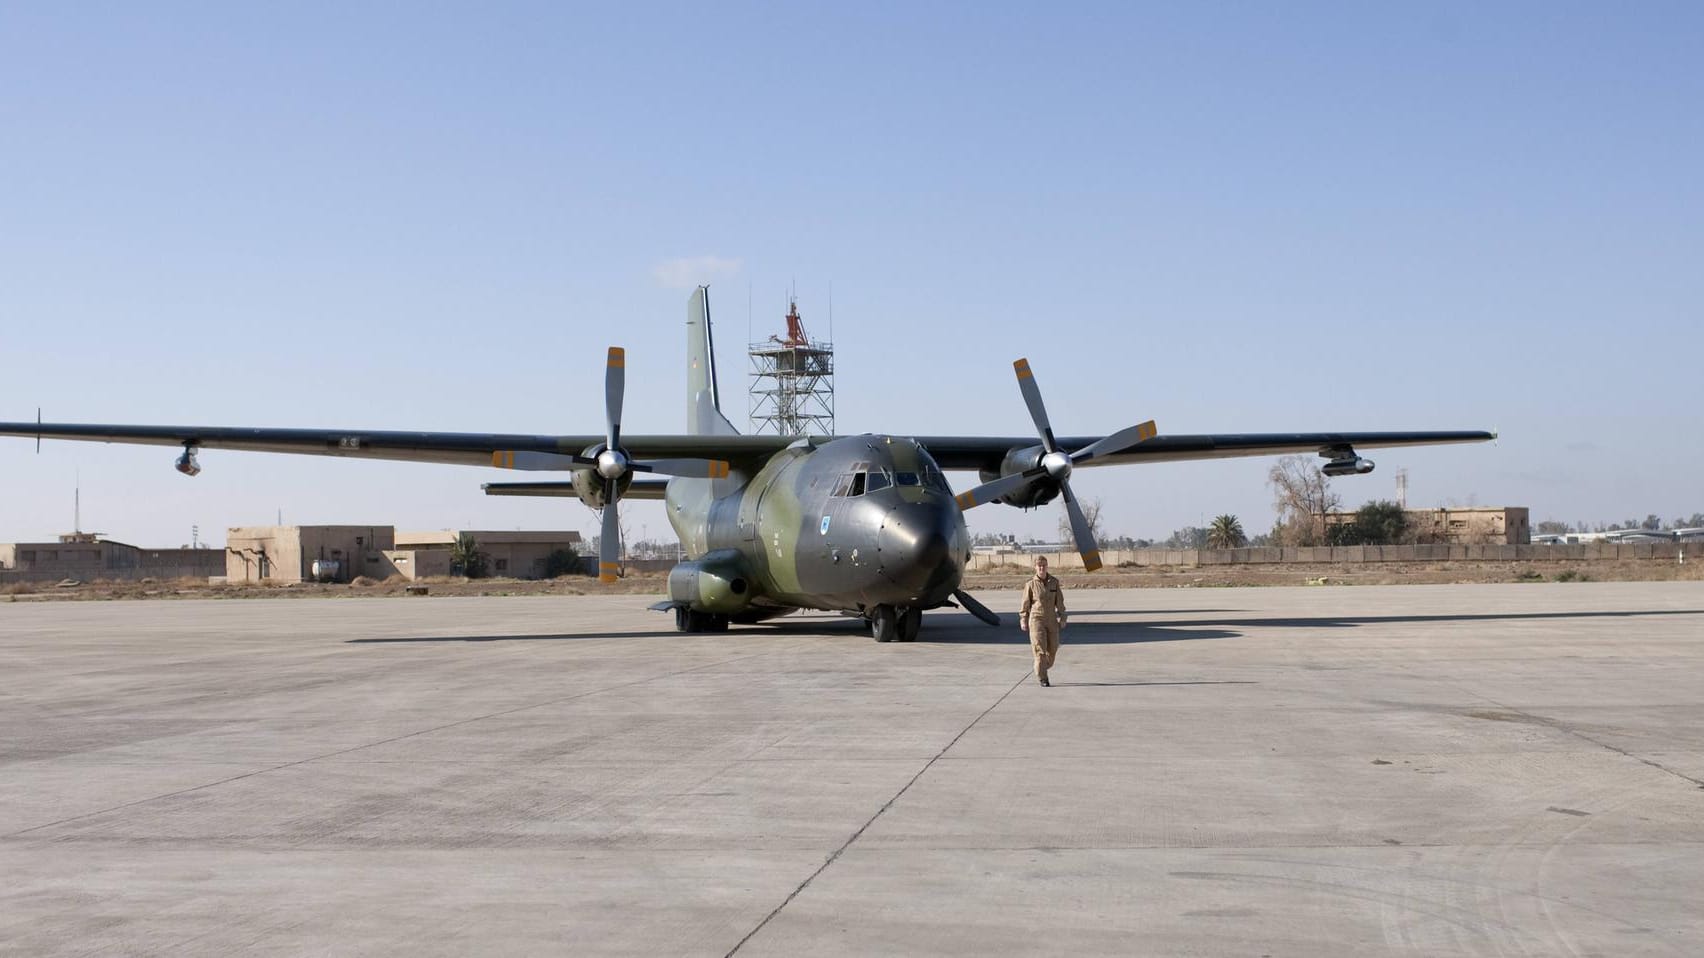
1322, 457, 1375, 477
570, 464, 631, 508
976, 444, 1059, 507
668, 550, 754, 614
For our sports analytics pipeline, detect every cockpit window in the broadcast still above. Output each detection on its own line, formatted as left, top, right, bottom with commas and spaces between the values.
922, 464, 950, 492
894, 471, 919, 487
832, 472, 867, 497
865, 471, 891, 492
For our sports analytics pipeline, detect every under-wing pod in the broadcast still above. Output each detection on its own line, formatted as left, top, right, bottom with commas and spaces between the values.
668, 549, 754, 614
1322, 456, 1375, 477
174, 445, 201, 477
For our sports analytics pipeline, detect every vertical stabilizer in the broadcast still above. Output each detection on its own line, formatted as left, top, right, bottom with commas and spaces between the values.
686, 286, 740, 436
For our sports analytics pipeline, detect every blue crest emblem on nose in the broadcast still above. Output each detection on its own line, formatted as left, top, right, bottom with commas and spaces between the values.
820, 515, 831, 535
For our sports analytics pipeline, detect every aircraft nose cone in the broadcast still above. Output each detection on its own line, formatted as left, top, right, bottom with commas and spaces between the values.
876, 501, 966, 601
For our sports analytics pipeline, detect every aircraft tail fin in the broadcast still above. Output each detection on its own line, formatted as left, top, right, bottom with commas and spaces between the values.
687, 286, 740, 437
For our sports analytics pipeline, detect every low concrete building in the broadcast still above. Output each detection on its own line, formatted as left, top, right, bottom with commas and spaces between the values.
0, 533, 226, 583
226, 526, 397, 583
1324, 506, 1530, 545
394, 530, 584, 580
379, 548, 455, 582
1406, 507, 1530, 545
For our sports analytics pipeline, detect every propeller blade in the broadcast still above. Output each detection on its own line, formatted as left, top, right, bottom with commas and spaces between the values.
1070, 420, 1158, 465
953, 589, 1002, 627
633, 458, 731, 479
1060, 481, 1103, 572
952, 466, 1048, 511
1013, 358, 1058, 453
605, 346, 625, 451
490, 451, 596, 471
599, 479, 621, 583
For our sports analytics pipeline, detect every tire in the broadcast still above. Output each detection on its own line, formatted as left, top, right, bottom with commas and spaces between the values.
674, 607, 693, 632
897, 606, 922, 642
870, 604, 899, 642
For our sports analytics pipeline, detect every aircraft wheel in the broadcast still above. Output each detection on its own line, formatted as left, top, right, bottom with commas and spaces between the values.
870, 605, 899, 642
674, 607, 693, 632
897, 606, 922, 642
708, 614, 730, 633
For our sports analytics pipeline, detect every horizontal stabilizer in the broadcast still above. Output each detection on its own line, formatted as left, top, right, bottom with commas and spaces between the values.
482, 480, 669, 499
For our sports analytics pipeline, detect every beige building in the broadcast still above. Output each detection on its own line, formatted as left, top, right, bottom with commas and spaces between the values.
224, 526, 585, 582
1409, 507, 1530, 545
0, 533, 225, 583
226, 526, 396, 583
1324, 506, 1530, 545
394, 530, 584, 580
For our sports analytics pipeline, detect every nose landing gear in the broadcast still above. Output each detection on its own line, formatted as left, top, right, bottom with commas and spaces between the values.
870, 604, 922, 642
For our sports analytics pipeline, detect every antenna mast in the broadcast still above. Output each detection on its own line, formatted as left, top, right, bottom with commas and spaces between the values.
748, 293, 835, 437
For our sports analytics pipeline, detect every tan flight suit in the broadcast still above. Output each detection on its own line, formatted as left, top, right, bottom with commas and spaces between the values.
1019, 572, 1066, 680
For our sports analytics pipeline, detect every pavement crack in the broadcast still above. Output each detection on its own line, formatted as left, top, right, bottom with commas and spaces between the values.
724, 669, 1030, 957
1456, 692, 1704, 790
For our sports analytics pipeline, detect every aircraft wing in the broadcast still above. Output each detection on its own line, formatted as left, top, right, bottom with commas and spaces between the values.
916, 430, 1495, 472
0, 422, 792, 468
3, 422, 1491, 474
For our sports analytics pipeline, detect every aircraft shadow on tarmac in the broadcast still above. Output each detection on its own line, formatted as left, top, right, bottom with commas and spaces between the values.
345, 616, 1237, 646
1172, 609, 1704, 630
346, 608, 1699, 646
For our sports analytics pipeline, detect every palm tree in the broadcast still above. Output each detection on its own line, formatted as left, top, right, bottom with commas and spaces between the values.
450, 533, 488, 578
1207, 514, 1247, 549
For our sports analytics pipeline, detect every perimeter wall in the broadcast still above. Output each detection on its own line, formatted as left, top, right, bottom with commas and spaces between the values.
970, 542, 1697, 571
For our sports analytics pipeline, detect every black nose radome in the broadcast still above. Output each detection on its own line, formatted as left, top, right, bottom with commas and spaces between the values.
876, 501, 965, 600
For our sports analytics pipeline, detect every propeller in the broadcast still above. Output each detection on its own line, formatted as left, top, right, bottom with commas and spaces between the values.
590, 347, 729, 583
491, 347, 730, 582
952, 358, 1157, 573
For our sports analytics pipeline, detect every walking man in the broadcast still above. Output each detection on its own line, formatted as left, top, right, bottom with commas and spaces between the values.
1019, 555, 1067, 686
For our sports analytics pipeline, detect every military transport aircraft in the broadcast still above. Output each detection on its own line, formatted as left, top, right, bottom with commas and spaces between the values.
2, 288, 1493, 641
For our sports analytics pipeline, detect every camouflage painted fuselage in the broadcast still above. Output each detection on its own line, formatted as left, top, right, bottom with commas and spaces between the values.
665, 434, 969, 614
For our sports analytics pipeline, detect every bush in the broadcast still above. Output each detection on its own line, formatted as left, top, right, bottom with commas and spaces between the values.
544, 549, 583, 578
1327, 501, 1408, 546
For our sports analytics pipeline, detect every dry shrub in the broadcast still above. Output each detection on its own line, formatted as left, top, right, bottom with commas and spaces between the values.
349, 576, 380, 587
3, 582, 38, 596
383, 574, 410, 585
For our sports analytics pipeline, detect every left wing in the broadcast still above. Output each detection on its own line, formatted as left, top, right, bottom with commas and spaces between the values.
917, 430, 1495, 473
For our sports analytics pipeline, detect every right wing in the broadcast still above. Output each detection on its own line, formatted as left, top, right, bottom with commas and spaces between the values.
0, 422, 792, 469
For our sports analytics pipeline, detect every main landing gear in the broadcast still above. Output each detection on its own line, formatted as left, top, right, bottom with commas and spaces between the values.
674, 607, 729, 633
870, 604, 922, 643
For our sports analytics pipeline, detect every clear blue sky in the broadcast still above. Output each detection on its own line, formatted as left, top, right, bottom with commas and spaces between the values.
3, 2, 1700, 547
